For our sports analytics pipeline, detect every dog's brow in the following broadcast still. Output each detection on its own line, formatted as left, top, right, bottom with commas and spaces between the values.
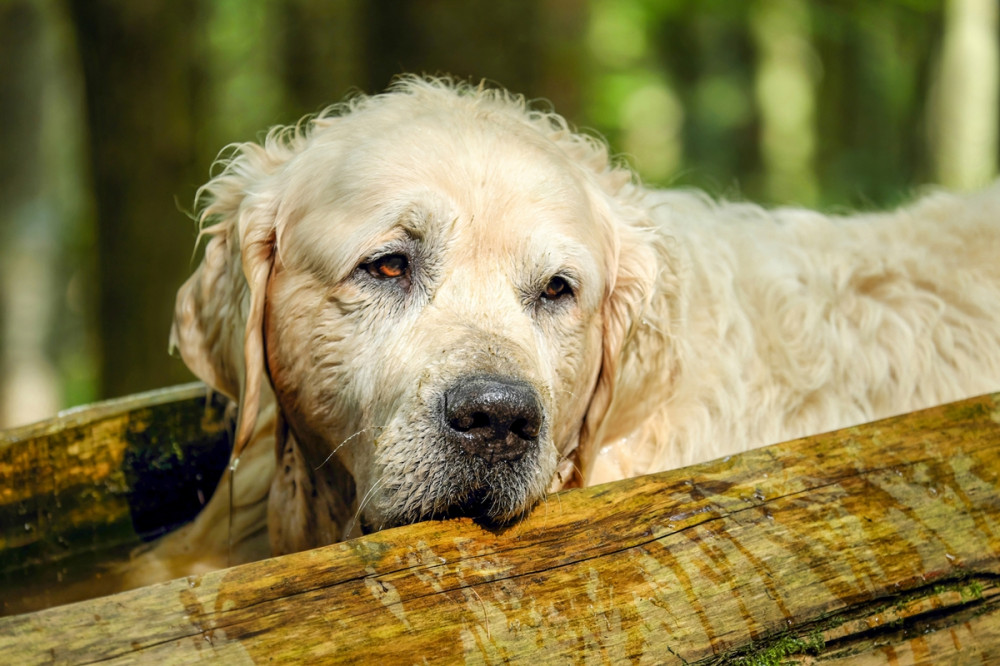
385, 203, 438, 239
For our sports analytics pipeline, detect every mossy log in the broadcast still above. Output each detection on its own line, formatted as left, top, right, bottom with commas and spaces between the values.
0, 384, 232, 615
2, 390, 999, 663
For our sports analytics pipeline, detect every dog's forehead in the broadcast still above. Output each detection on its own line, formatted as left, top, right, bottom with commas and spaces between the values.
354, 109, 589, 204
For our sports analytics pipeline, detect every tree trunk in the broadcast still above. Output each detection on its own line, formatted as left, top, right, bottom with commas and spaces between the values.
66, 0, 203, 399
931, 0, 999, 190
750, 0, 819, 205
280, 0, 366, 118
0, 0, 94, 427
362, 0, 545, 97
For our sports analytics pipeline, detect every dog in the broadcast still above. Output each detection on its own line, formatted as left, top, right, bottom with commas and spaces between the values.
128, 76, 1000, 585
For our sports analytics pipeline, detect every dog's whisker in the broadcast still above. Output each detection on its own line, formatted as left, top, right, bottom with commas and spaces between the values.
313, 425, 388, 471
352, 476, 387, 525
346, 474, 390, 538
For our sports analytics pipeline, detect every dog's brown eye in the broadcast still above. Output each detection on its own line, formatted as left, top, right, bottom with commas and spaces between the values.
542, 276, 572, 300
367, 254, 408, 279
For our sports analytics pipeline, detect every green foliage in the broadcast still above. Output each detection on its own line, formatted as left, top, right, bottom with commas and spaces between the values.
725, 629, 826, 666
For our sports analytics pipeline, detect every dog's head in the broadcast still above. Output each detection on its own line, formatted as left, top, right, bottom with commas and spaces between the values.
172, 78, 660, 550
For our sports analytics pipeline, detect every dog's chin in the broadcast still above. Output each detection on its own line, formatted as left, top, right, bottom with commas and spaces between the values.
360, 453, 551, 533
359, 491, 537, 535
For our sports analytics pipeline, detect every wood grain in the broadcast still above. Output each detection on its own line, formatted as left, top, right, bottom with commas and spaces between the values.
0, 384, 231, 615
2, 392, 999, 663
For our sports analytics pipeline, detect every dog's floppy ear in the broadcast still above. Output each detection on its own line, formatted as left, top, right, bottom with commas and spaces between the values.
573, 193, 666, 486
171, 141, 285, 459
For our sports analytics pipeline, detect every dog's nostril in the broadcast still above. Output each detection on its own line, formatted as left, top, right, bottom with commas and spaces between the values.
451, 411, 491, 433
510, 417, 539, 440
442, 375, 543, 462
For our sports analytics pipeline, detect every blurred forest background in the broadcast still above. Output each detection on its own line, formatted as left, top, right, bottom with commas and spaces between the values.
0, 0, 997, 427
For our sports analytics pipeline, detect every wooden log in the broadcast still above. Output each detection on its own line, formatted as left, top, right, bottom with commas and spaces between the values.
2, 392, 999, 663
0, 384, 232, 615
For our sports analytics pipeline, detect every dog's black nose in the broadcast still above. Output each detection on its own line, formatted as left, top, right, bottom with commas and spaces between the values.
442, 375, 543, 462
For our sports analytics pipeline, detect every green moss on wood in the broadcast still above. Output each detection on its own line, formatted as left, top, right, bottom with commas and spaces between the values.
723, 630, 825, 666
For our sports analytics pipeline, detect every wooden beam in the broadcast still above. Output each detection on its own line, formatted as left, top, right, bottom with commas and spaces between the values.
0, 384, 231, 614
2, 393, 999, 663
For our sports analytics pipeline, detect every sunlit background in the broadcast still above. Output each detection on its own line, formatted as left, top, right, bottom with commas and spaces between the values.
1, 0, 997, 427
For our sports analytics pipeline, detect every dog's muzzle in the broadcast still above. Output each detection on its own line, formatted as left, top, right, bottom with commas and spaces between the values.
441, 374, 543, 463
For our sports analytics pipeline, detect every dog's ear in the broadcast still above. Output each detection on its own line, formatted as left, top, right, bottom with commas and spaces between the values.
171, 142, 284, 459
573, 193, 666, 486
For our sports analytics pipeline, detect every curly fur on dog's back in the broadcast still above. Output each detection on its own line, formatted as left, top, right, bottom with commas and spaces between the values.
590, 185, 1000, 482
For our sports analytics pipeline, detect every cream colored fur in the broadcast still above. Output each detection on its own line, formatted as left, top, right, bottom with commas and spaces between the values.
122, 77, 1000, 588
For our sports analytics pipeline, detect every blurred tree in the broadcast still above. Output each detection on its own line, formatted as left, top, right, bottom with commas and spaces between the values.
66, 0, 202, 399
534, 0, 590, 117
203, 0, 284, 149
811, 2, 946, 209
673, 6, 756, 196
361, 0, 584, 114
0, 0, 94, 427
281, 0, 366, 117
0, 2, 57, 427
585, 0, 686, 184
931, 0, 999, 190
751, 0, 818, 206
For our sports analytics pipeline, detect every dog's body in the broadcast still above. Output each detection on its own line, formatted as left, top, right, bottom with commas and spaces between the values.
591, 185, 1000, 483
125, 78, 1000, 586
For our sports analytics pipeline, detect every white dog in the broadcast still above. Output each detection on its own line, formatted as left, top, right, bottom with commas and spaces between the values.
133, 77, 1000, 584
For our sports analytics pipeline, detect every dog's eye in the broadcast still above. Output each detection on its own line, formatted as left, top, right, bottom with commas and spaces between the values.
366, 254, 408, 279
542, 276, 573, 301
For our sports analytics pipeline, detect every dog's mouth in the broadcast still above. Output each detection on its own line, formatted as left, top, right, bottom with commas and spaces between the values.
359, 485, 535, 534
427, 484, 537, 526
352, 373, 552, 534
359, 445, 550, 532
